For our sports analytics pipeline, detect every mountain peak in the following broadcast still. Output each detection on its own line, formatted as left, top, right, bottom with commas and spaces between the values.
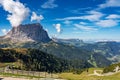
4, 23, 51, 42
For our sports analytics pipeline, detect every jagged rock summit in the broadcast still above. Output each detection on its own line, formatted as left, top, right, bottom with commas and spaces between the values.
4, 23, 51, 42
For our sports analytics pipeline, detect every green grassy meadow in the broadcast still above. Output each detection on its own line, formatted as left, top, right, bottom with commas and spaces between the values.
59, 68, 120, 80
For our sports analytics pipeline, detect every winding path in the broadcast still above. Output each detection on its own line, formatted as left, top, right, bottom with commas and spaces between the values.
88, 70, 120, 76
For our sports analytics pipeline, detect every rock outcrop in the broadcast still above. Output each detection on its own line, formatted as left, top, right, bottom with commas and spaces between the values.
4, 23, 51, 42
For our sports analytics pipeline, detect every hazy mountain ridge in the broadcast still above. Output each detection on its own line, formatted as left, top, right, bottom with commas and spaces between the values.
79, 41, 120, 63
53, 38, 120, 63
52, 38, 84, 46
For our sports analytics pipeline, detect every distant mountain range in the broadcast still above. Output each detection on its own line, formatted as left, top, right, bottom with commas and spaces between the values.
0, 23, 120, 68
52, 38, 84, 46
53, 38, 120, 63
80, 41, 120, 63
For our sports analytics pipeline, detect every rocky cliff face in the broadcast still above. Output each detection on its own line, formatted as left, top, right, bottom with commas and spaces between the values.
4, 23, 51, 42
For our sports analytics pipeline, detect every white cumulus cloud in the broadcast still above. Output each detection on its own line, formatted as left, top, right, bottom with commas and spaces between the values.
31, 12, 44, 22
41, 0, 58, 9
96, 19, 118, 27
0, 0, 29, 27
53, 23, 61, 33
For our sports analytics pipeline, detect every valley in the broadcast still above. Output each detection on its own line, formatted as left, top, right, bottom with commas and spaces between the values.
0, 23, 120, 80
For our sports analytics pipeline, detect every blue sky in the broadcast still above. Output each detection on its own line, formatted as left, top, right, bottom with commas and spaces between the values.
0, 0, 120, 41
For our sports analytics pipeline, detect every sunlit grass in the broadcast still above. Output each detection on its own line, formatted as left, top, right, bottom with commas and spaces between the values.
59, 68, 120, 80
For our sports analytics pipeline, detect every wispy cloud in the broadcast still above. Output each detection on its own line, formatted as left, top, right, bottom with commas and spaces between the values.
106, 14, 120, 19
79, 22, 87, 25
69, 7, 92, 14
74, 24, 98, 31
96, 19, 118, 27
45, 28, 48, 32
31, 12, 44, 22
99, 0, 120, 8
41, 0, 58, 9
1, 29, 10, 35
56, 10, 104, 21
55, 0, 120, 30
83, 10, 104, 21
56, 16, 82, 21
63, 20, 72, 25
0, 0, 29, 27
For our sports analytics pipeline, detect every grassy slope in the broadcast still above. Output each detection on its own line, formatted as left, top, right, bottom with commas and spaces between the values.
59, 68, 120, 80
0, 65, 120, 80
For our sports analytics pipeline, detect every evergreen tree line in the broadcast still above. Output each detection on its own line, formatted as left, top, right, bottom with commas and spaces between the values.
0, 48, 91, 73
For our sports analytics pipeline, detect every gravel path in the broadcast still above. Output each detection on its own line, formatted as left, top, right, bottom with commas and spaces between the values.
88, 70, 120, 76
